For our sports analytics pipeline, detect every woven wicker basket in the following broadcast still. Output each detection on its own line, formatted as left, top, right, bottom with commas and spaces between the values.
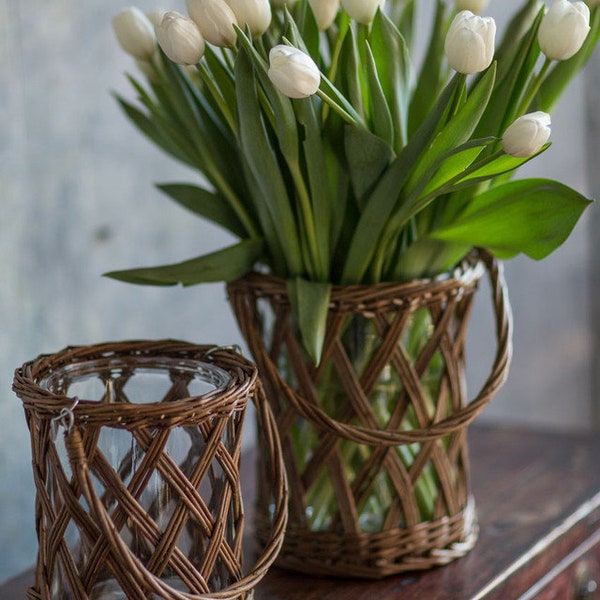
14, 340, 287, 600
228, 251, 512, 579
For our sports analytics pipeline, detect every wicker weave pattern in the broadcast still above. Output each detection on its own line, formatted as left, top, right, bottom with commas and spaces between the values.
228, 252, 512, 578
14, 341, 287, 600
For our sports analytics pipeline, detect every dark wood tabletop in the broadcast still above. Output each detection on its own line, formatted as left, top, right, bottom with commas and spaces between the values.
3, 425, 600, 599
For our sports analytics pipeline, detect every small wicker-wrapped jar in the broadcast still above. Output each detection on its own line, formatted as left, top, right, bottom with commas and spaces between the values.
228, 251, 512, 578
14, 340, 287, 600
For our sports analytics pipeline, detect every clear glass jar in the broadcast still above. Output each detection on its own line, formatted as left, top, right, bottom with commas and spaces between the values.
37, 356, 238, 600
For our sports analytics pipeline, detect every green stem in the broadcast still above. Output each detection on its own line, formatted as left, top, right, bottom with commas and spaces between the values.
289, 163, 325, 280
211, 170, 261, 239
515, 57, 552, 117
323, 15, 350, 122
326, 18, 348, 84
196, 63, 237, 134
220, 47, 236, 72
152, 60, 259, 239
316, 89, 360, 126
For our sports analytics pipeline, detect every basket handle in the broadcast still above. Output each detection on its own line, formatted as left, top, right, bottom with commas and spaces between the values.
260, 251, 513, 446
62, 389, 287, 600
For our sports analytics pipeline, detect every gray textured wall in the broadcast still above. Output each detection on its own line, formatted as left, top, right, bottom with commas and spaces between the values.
0, 0, 242, 580
0, 0, 597, 583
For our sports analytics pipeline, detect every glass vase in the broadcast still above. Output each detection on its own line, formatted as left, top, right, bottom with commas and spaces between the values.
15, 342, 255, 600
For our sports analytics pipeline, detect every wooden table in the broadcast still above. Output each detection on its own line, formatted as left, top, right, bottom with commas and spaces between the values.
2, 425, 600, 599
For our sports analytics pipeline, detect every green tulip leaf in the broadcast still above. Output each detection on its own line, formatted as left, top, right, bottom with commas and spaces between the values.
293, 0, 320, 59
324, 140, 350, 258
235, 47, 303, 275
344, 125, 394, 209
287, 277, 332, 365
370, 10, 410, 151
396, 0, 416, 47
341, 74, 463, 284
494, 0, 543, 76
104, 239, 265, 286
365, 42, 394, 146
203, 45, 236, 110
294, 96, 331, 275
156, 53, 250, 208
408, 0, 448, 138
419, 139, 494, 199
115, 95, 192, 168
156, 183, 249, 238
430, 179, 592, 260
393, 239, 471, 280
453, 144, 550, 187
408, 64, 497, 194
234, 26, 301, 164
338, 25, 364, 121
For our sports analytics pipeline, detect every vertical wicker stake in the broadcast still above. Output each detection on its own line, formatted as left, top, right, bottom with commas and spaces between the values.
14, 341, 287, 600
228, 251, 512, 578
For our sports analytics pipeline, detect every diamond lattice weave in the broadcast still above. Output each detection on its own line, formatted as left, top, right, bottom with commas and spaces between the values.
14, 341, 287, 599
228, 252, 512, 578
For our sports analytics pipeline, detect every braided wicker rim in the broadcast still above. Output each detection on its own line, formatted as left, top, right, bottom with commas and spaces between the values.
14, 341, 257, 429
14, 340, 288, 600
240, 256, 484, 315
228, 250, 513, 446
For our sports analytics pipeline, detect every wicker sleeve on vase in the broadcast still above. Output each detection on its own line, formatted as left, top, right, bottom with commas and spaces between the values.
228, 251, 512, 578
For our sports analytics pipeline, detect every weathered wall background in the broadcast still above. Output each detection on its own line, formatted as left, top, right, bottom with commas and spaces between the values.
0, 0, 597, 582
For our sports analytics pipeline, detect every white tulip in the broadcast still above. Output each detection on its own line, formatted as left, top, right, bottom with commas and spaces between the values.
309, 0, 340, 30
156, 12, 205, 65
225, 0, 272, 37
444, 10, 496, 74
146, 9, 167, 28
112, 7, 156, 61
268, 45, 321, 98
502, 112, 551, 157
455, 0, 489, 14
186, 0, 238, 47
341, 0, 385, 24
538, 0, 590, 61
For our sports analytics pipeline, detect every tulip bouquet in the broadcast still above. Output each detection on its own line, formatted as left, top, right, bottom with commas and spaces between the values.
109, 0, 598, 364
107, 0, 599, 543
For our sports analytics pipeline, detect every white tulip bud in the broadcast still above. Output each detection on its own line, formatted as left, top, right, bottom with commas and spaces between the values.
271, 0, 298, 7
538, 0, 590, 61
225, 0, 272, 37
455, 0, 489, 14
156, 12, 205, 65
309, 0, 340, 30
268, 45, 321, 98
341, 0, 385, 24
146, 9, 167, 28
444, 10, 496, 74
502, 112, 551, 157
186, 0, 238, 47
112, 7, 156, 61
